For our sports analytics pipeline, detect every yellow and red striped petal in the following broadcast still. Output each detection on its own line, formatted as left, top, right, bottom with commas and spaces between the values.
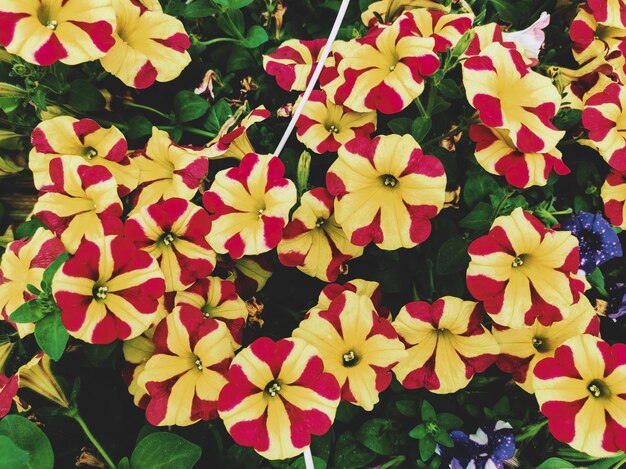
534, 335, 626, 457
469, 124, 569, 188
0, 0, 116, 66
307, 279, 390, 319
601, 169, 626, 229
392, 297, 499, 394
140, 308, 234, 426
52, 235, 165, 344
218, 337, 340, 460
467, 207, 585, 328
100, 0, 190, 89
570, 5, 626, 65
33, 157, 124, 253
278, 188, 364, 282
588, 0, 626, 29
361, 0, 450, 27
217, 254, 273, 298
207, 107, 271, 160
402, 10, 473, 52
263, 39, 328, 92
0, 228, 65, 337
462, 41, 565, 154
126, 198, 216, 292
203, 153, 297, 259
122, 326, 157, 409
293, 291, 406, 410
29, 116, 138, 196
327, 134, 446, 250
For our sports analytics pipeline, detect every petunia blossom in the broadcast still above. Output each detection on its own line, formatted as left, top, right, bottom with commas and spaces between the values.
307, 279, 390, 319
52, 235, 165, 344
218, 337, 341, 460
203, 153, 296, 259
392, 297, 499, 394
327, 134, 446, 250
29, 116, 138, 196
122, 327, 156, 409
501, 12, 550, 65
293, 291, 406, 410
216, 254, 273, 299
402, 9, 473, 53
570, 5, 626, 66
463, 41, 565, 154
100, 0, 191, 89
587, 0, 626, 29
534, 334, 626, 457
0, 228, 64, 337
467, 207, 585, 328
277, 188, 364, 282
125, 198, 216, 292
493, 295, 600, 393
601, 169, 626, 229
205, 107, 271, 160
263, 39, 328, 92
361, 0, 450, 27
140, 308, 235, 426
0, 0, 116, 66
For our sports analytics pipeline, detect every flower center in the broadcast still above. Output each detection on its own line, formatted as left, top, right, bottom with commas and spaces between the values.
265, 380, 282, 397
588, 379, 609, 398
94, 285, 108, 301
532, 336, 548, 352
327, 124, 340, 134
201, 304, 213, 319
315, 217, 326, 228
46, 20, 58, 30
342, 350, 359, 367
382, 174, 398, 188
82, 146, 98, 159
194, 357, 203, 371
512, 254, 526, 268
257, 208, 265, 218
162, 233, 176, 246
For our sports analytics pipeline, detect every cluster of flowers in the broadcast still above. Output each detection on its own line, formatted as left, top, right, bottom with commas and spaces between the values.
0, 0, 625, 466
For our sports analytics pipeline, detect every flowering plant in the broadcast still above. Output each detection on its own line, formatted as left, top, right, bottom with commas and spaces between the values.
0, 0, 625, 468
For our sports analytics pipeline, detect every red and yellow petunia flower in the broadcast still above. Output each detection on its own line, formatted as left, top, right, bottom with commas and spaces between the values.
463, 42, 565, 154
203, 153, 297, 259
295, 90, 376, 154
173, 276, 248, 348
293, 291, 406, 410
469, 124, 570, 188
218, 337, 341, 460
140, 308, 234, 426
307, 279, 390, 319
33, 157, 124, 253
263, 39, 328, 92
582, 81, 626, 172
278, 188, 364, 282
125, 198, 216, 292
0, 228, 64, 337
17, 352, 70, 408
122, 327, 156, 409
327, 134, 446, 250
467, 207, 585, 328
570, 5, 626, 66
217, 254, 273, 299
129, 128, 208, 215
0, 0, 116, 66
323, 17, 439, 114
587, 0, 626, 29
402, 10, 473, 53
206, 107, 271, 160
361, 0, 450, 27
29, 116, 138, 196
52, 235, 165, 344
534, 335, 626, 457
100, 0, 191, 89
392, 297, 499, 394
601, 169, 626, 229
494, 295, 600, 393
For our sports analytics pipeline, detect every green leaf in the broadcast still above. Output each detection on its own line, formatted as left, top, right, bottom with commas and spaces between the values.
395, 400, 417, 417
42, 253, 70, 289
184, 0, 219, 17
203, 99, 232, 135
459, 203, 492, 231
10, 300, 46, 323
130, 432, 201, 469
438, 79, 463, 100
588, 268, 608, 297
213, 0, 254, 8
26, 284, 41, 296
435, 237, 470, 275
419, 437, 437, 461
0, 415, 54, 469
0, 435, 29, 468
421, 400, 436, 422
356, 419, 394, 456
463, 172, 501, 206
411, 116, 432, 142
35, 312, 69, 361
434, 427, 453, 447
68, 80, 105, 112
437, 413, 463, 430
553, 108, 582, 130
126, 115, 153, 140
333, 432, 376, 469
240, 25, 269, 49
217, 9, 244, 38
536, 458, 575, 469
118, 457, 131, 469
387, 117, 412, 134
174, 90, 209, 123
408, 424, 427, 440
14, 218, 45, 239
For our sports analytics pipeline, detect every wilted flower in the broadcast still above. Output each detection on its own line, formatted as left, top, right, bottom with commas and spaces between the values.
263, 39, 328, 91
327, 134, 446, 250
502, 12, 550, 65
17, 353, 69, 408
140, 308, 235, 426
392, 297, 499, 394
534, 334, 626, 457
293, 291, 406, 410
194, 70, 222, 100
29, 116, 138, 196
0, 227, 65, 337
278, 188, 364, 282
438, 421, 516, 469
494, 295, 600, 392
0, 0, 116, 66
218, 337, 341, 460
467, 207, 585, 328
125, 198, 216, 292
53, 236, 165, 344
560, 211, 623, 275
601, 169, 626, 229
203, 153, 296, 258
100, 0, 191, 88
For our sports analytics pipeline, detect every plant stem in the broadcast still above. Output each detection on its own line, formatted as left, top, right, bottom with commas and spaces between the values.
123, 101, 171, 120
194, 37, 241, 47
415, 97, 427, 117
71, 412, 117, 469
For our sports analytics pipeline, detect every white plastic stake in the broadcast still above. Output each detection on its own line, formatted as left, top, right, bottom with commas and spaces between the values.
273, 0, 352, 158
303, 446, 315, 469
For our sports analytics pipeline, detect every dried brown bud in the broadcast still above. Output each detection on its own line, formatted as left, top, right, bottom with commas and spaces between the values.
246, 297, 265, 328
76, 447, 106, 468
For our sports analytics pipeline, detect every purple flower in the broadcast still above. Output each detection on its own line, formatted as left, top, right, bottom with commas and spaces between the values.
438, 421, 515, 469
607, 282, 626, 320
561, 211, 622, 275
